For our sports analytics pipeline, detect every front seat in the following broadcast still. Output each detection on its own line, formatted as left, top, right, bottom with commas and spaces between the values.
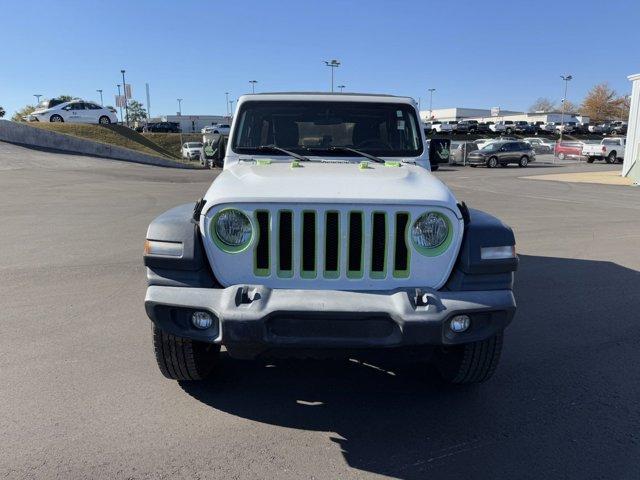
273, 119, 300, 148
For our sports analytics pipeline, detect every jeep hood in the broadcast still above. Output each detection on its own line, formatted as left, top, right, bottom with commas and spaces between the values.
203, 160, 459, 212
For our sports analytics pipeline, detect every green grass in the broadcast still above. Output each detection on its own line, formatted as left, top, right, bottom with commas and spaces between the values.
26, 123, 200, 165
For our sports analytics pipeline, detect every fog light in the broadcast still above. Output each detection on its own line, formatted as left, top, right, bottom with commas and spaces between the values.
191, 311, 213, 330
450, 315, 471, 333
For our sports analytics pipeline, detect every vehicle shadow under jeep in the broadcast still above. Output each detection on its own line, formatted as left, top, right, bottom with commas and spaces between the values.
180, 254, 640, 479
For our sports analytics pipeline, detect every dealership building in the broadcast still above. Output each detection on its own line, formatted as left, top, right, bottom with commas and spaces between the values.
420, 107, 589, 125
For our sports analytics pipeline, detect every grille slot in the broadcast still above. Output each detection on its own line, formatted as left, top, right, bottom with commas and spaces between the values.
255, 211, 270, 275
278, 211, 293, 276
348, 212, 364, 278
371, 212, 386, 276
324, 211, 340, 277
301, 211, 316, 277
394, 213, 409, 277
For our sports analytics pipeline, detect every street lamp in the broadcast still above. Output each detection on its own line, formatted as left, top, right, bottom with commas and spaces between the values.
96, 89, 103, 106
34, 94, 42, 105
428, 88, 436, 118
116, 84, 123, 123
559, 74, 573, 144
225, 92, 229, 116
177, 98, 184, 144
121, 69, 129, 126
324, 59, 341, 92
249, 80, 258, 94
229, 99, 235, 114
338, 85, 345, 93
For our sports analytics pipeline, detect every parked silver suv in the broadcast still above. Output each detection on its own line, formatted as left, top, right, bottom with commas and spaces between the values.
467, 140, 535, 168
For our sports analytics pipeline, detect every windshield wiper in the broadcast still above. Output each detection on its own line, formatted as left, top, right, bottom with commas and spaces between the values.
326, 146, 385, 164
249, 145, 311, 162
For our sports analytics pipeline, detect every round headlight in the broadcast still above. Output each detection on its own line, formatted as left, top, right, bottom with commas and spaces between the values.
214, 209, 252, 248
411, 212, 450, 251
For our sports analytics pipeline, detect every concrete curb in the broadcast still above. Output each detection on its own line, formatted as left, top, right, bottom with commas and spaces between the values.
0, 120, 200, 169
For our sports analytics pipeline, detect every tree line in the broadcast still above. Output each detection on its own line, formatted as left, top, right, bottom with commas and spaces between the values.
530, 83, 630, 123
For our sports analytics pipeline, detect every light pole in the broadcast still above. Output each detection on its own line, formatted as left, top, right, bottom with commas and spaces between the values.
34, 94, 42, 105
324, 59, 341, 92
121, 69, 129, 126
338, 85, 345, 93
229, 99, 235, 115
225, 92, 229, 116
559, 74, 573, 144
249, 80, 258, 94
96, 89, 103, 106
177, 99, 183, 145
428, 88, 436, 118
116, 84, 123, 123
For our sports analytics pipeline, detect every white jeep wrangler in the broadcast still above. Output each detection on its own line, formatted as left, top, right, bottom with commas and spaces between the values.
144, 93, 518, 384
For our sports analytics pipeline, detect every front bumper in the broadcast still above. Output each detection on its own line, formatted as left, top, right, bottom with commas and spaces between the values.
467, 156, 488, 165
145, 285, 516, 357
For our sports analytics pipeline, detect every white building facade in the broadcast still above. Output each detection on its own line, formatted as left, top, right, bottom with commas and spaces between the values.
623, 73, 640, 184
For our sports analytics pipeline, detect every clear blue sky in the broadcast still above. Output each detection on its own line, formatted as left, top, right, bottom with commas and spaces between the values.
2, 0, 639, 118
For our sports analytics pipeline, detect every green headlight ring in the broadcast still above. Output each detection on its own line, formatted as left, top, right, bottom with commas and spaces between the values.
411, 212, 453, 257
210, 208, 253, 253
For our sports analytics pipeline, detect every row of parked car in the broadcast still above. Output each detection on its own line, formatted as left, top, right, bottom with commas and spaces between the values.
425, 119, 628, 136
449, 136, 627, 166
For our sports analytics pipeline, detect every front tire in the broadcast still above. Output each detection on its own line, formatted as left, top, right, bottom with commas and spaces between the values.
435, 332, 504, 384
98, 115, 111, 125
50, 114, 64, 122
487, 156, 498, 168
558, 152, 566, 160
153, 326, 220, 380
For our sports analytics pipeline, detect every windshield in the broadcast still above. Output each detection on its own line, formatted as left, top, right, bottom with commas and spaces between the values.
232, 100, 423, 157
187, 143, 203, 148
481, 142, 502, 152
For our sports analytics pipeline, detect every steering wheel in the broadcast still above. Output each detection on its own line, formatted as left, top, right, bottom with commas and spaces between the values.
356, 139, 392, 150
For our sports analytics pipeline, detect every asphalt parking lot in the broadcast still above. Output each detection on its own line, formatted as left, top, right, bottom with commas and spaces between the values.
2, 142, 639, 479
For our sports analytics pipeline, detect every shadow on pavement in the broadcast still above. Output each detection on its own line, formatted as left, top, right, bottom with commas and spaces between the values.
181, 255, 640, 479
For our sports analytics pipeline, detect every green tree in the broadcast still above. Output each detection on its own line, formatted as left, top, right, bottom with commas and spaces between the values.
12, 105, 36, 122
0, 106, 5, 118
127, 100, 148, 125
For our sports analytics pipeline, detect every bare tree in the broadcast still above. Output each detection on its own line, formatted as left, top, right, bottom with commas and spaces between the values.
530, 97, 556, 112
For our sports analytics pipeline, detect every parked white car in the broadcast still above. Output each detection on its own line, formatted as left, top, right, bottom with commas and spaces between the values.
582, 137, 626, 164
523, 137, 554, 154
474, 138, 496, 149
201, 124, 231, 135
27, 100, 118, 124
181, 142, 204, 160
489, 121, 515, 134
142, 92, 518, 385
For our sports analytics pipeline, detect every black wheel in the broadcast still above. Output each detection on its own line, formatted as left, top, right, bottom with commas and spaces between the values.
435, 332, 504, 384
50, 114, 64, 122
505, 128, 513, 134
152, 326, 220, 381
587, 157, 595, 164
558, 152, 566, 160
518, 155, 529, 167
98, 115, 111, 125
487, 156, 498, 168
431, 164, 439, 171
605, 151, 617, 164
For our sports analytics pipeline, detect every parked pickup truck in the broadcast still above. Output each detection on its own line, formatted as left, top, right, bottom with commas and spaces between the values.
427, 121, 455, 134
143, 92, 518, 385
582, 137, 626, 164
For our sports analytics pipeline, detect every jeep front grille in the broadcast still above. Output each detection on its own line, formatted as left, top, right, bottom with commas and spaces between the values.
253, 209, 411, 280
